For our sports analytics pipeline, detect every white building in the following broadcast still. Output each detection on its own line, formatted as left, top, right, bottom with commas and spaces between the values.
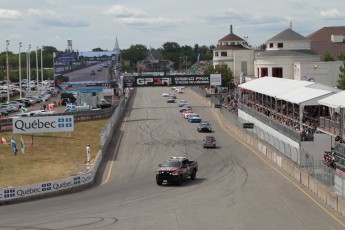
213, 25, 255, 83
254, 27, 320, 79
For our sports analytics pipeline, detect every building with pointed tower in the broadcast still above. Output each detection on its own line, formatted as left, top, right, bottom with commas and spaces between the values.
254, 25, 320, 79
213, 25, 255, 83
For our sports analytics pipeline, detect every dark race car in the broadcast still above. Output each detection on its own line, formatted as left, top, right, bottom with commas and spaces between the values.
197, 122, 212, 132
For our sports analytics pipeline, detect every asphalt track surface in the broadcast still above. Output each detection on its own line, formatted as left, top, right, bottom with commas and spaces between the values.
0, 87, 345, 230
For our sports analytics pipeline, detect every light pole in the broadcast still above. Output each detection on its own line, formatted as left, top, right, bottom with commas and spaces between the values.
40, 47, 44, 90
35, 46, 39, 92
29, 45, 31, 95
27, 44, 31, 96
5, 40, 10, 102
19, 42, 22, 98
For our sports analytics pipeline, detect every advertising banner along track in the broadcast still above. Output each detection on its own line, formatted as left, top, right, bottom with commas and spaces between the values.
122, 75, 210, 88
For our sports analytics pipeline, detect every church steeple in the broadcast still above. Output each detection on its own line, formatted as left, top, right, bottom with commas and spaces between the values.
114, 36, 120, 52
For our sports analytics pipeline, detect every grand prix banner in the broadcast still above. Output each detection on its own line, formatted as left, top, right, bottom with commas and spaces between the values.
122, 75, 211, 88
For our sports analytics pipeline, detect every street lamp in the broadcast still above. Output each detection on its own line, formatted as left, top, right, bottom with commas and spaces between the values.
27, 44, 31, 96
40, 47, 44, 90
19, 42, 22, 98
35, 46, 39, 92
6, 40, 10, 102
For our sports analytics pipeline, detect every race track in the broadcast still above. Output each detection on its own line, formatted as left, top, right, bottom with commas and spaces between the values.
0, 87, 344, 230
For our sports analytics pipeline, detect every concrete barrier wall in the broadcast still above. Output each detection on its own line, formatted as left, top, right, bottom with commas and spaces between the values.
301, 170, 309, 188
309, 177, 318, 195
267, 149, 273, 161
293, 166, 301, 182
338, 198, 345, 216
318, 184, 328, 203
327, 192, 338, 211
287, 162, 294, 177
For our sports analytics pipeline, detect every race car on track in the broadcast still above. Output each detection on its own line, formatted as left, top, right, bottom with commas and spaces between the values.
162, 93, 170, 97
178, 100, 188, 107
188, 114, 202, 123
156, 157, 198, 185
183, 112, 197, 119
203, 136, 216, 148
179, 105, 192, 113
197, 122, 212, 132
167, 97, 175, 103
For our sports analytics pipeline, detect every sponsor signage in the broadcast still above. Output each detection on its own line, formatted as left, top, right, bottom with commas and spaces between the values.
243, 123, 254, 129
123, 75, 210, 88
0, 173, 93, 201
12, 116, 74, 134
210, 74, 222, 86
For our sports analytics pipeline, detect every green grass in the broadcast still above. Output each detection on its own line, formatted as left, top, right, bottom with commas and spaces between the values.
0, 119, 108, 187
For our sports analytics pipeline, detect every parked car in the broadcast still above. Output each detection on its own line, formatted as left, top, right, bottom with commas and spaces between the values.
15, 99, 32, 107
8, 101, 25, 109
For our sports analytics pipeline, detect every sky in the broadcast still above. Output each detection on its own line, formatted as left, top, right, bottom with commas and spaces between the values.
0, 0, 344, 53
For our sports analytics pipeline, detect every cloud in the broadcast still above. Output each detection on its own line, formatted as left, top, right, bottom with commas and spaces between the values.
39, 18, 89, 27
104, 5, 146, 18
105, 5, 180, 30
113, 16, 176, 26
320, 9, 344, 18
27, 8, 89, 27
0, 9, 22, 20
28, 8, 58, 16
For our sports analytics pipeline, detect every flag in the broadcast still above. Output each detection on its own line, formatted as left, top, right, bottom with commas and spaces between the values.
21, 107, 27, 113
11, 136, 18, 156
1, 136, 8, 145
20, 135, 25, 154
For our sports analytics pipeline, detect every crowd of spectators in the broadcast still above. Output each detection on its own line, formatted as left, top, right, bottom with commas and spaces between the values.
186, 61, 213, 74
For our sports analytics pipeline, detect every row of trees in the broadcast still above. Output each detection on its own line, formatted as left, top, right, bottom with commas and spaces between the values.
0, 46, 58, 82
121, 42, 215, 72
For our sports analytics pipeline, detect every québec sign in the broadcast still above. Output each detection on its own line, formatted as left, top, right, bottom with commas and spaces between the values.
12, 116, 74, 134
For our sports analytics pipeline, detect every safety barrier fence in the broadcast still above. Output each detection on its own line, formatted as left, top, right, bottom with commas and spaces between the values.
0, 92, 133, 204
190, 87, 345, 217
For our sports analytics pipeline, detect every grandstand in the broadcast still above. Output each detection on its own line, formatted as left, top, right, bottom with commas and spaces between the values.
186, 60, 213, 74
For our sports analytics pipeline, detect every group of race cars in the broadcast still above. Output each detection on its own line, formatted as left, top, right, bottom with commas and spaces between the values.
156, 88, 217, 186
178, 98, 216, 148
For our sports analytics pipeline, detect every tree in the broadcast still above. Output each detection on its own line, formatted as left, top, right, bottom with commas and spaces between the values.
321, 51, 335, 62
92, 47, 105, 52
121, 44, 148, 69
204, 64, 233, 88
336, 52, 345, 89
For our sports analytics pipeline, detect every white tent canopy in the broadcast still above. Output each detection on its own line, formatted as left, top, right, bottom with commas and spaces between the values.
239, 77, 314, 96
318, 91, 345, 109
276, 87, 333, 106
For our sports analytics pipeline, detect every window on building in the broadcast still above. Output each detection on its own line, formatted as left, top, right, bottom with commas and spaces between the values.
221, 52, 227, 57
278, 43, 283, 48
272, 67, 283, 78
269, 43, 273, 48
214, 52, 219, 57
261, 68, 268, 77
230, 42, 235, 45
